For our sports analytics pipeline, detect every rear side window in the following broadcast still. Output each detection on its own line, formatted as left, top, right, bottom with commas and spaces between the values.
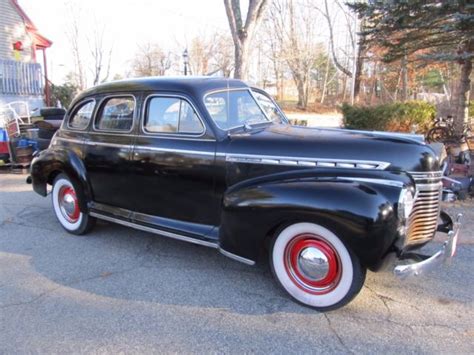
96, 96, 135, 131
68, 100, 95, 130
144, 97, 203, 134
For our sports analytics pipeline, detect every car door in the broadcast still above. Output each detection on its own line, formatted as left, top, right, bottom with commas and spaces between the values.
130, 93, 217, 235
83, 94, 138, 211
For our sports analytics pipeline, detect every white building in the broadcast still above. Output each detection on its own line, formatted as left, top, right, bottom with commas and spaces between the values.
0, 0, 52, 113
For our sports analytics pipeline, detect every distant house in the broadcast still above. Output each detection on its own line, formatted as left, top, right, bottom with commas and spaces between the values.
0, 0, 52, 113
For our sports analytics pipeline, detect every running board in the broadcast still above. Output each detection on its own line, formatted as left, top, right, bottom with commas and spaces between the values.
89, 211, 256, 265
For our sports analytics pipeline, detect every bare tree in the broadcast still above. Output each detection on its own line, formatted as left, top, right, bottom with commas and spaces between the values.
66, 4, 86, 90
211, 34, 234, 77
315, 0, 366, 103
263, 4, 285, 100
267, 0, 321, 109
132, 43, 173, 77
188, 36, 214, 75
89, 23, 113, 85
223, 0, 270, 80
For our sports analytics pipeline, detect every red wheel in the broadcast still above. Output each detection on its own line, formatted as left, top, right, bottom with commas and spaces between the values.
270, 222, 366, 311
57, 185, 80, 223
52, 174, 95, 235
284, 234, 342, 294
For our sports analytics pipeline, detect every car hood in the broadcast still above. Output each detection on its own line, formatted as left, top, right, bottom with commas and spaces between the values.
226, 124, 439, 172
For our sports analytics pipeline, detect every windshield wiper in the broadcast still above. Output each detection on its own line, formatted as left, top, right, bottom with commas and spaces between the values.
243, 119, 271, 131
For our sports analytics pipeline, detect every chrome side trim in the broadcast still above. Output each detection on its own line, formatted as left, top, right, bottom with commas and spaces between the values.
78, 131, 215, 142
133, 145, 214, 156
62, 138, 214, 156
83, 140, 132, 149
219, 248, 256, 265
55, 137, 83, 145
337, 177, 405, 187
226, 153, 390, 170
89, 212, 218, 249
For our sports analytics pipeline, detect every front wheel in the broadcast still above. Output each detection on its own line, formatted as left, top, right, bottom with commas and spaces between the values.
270, 222, 366, 311
52, 174, 95, 235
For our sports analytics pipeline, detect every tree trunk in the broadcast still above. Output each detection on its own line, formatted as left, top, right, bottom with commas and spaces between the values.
454, 57, 472, 136
320, 53, 330, 104
401, 55, 408, 102
353, 35, 366, 103
223, 0, 268, 81
295, 76, 307, 109
234, 41, 250, 80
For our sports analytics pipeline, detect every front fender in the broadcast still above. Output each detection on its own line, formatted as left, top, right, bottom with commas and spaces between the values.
30, 147, 92, 212
219, 169, 413, 270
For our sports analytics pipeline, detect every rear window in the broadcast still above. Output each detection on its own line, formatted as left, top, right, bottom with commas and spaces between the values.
68, 100, 95, 130
95, 96, 135, 131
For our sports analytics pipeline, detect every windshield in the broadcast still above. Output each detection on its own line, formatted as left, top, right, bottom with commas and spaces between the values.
204, 89, 271, 130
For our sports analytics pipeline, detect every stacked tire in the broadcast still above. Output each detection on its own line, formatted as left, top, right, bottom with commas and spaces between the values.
35, 108, 66, 150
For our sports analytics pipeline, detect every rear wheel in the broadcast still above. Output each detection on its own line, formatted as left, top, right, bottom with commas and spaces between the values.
270, 222, 366, 311
52, 174, 95, 235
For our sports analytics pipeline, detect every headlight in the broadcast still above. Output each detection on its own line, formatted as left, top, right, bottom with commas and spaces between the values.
398, 187, 416, 220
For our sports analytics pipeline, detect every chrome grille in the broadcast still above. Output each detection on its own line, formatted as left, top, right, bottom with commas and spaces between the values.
406, 171, 443, 247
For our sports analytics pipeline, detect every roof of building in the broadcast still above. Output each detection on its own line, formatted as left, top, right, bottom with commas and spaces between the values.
10, 0, 52, 48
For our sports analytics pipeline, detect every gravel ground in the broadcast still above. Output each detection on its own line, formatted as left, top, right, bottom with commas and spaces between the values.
0, 173, 473, 354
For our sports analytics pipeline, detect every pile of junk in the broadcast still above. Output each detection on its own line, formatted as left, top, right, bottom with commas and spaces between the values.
436, 141, 473, 202
0, 102, 65, 170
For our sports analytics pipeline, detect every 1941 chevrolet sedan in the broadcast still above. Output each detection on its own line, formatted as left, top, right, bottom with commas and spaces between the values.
29, 77, 462, 311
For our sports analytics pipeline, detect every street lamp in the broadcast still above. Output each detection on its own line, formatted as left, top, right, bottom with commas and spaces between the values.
182, 49, 189, 76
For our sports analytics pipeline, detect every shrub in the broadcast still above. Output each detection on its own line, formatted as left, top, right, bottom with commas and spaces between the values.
341, 101, 436, 133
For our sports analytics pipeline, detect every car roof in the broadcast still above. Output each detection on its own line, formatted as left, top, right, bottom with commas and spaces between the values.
74, 76, 249, 103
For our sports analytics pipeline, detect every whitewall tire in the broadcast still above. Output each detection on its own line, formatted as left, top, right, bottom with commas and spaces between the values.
51, 174, 95, 235
270, 222, 366, 311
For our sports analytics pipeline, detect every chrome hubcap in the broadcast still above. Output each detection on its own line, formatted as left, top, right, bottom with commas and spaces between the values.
61, 193, 76, 215
58, 186, 80, 223
284, 234, 341, 295
297, 247, 329, 281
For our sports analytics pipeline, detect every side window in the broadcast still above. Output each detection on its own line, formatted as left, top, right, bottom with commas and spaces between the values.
145, 97, 204, 134
96, 96, 135, 131
69, 100, 95, 130
252, 91, 286, 123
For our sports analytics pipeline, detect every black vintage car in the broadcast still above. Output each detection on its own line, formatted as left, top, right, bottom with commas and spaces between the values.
29, 77, 461, 311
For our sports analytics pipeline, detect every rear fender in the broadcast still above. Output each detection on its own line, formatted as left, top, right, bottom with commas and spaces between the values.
30, 148, 91, 212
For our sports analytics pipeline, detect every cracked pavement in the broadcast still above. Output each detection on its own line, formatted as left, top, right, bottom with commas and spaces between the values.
0, 173, 473, 353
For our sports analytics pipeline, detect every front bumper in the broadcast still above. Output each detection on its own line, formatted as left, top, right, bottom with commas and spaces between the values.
394, 212, 462, 279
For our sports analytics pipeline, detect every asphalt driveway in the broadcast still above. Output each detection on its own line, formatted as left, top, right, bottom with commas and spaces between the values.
0, 173, 473, 353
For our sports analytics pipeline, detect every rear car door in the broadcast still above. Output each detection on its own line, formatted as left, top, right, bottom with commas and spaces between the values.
83, 94, 138, 211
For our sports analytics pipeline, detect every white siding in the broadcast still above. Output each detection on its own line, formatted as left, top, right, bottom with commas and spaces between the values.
0, 0, 34, 62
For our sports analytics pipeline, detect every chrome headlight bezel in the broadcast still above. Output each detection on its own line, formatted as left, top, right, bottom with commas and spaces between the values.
398, 186, 416, 221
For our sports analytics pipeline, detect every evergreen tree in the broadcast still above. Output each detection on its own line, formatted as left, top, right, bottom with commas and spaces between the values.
350, 0, 474, 135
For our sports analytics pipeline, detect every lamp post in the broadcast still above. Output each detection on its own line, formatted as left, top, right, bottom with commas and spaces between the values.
182, 49, 189, 76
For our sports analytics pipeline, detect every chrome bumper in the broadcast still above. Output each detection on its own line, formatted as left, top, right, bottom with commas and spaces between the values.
394, 213, 462, 279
